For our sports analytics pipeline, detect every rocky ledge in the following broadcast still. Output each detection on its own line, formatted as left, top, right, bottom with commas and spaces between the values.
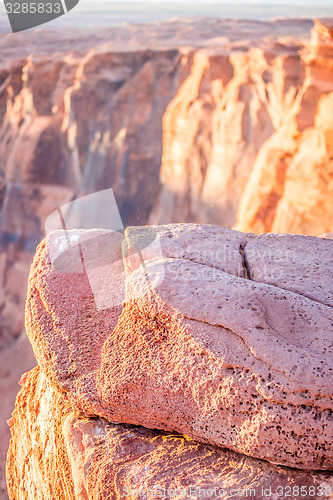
7, 366, 332, 500
6, 224, 333, 498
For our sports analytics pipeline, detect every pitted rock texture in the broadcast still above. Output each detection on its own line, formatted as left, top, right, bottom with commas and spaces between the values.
7, 366, 333, 500
25, 224, 333, 470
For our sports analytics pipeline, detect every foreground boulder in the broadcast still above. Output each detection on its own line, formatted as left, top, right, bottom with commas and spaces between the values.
25, 224, 333, 470
7, 366, 333, 500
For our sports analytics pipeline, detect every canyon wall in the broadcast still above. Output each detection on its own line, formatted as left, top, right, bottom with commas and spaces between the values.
234, 19, 333, 235
150, 19, 333, 234
0, 45, 184, 349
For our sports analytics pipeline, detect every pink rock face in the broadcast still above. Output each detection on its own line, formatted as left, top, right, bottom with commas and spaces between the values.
25, 224, 333, 471
149, 19, 333, 237
6, 367, 76, 500
7, 366, 333, 500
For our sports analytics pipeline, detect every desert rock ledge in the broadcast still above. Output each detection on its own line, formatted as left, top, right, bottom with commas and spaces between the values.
6, 366, 333, 500
25, 224, 333, 470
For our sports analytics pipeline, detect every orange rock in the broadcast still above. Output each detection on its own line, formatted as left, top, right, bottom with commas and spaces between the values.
234, 19, 333, 236
6, 366, 333, 500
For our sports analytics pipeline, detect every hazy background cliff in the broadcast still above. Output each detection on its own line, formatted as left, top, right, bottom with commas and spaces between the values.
0, 3, 333, 498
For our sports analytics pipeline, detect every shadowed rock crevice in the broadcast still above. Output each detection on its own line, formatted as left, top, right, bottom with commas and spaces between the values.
243, 233, 333, 309
239, 239, 251, 280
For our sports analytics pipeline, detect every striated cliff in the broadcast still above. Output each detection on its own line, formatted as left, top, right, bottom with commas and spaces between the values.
151, 19, 333, 233
234, 19, 333, 235
0, 44, 182, 350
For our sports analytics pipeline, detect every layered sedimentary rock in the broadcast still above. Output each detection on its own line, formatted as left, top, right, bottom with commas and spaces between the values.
0, 42, 183, 352
24, 224, 333, 471
0, 334, 35, 498
0, 46, 182, 353
234, 19, 333, 235
1, 20, 333, 496
7, 365, 333, 500
151, 18, 333, 235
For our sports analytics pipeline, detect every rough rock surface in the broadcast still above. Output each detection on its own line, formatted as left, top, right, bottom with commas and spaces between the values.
7, 366, 333, 500
0, 334, 35, 498
25, 224, 333, 471
1, 19, 333, 497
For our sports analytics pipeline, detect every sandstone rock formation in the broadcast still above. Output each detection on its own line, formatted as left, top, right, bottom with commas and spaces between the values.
151, 18, 333, 236
7, 365, 333, 500
0, 333, 35, 498
0, 36, 183, 351
24, 224, 333, 471
234, 19, 333, 235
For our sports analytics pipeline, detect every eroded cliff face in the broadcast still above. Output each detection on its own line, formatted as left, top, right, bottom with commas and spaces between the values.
0, 46, 185, 349
150, 19, 333, 234
1, 49, 183, 221
234, 19, 333, 235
